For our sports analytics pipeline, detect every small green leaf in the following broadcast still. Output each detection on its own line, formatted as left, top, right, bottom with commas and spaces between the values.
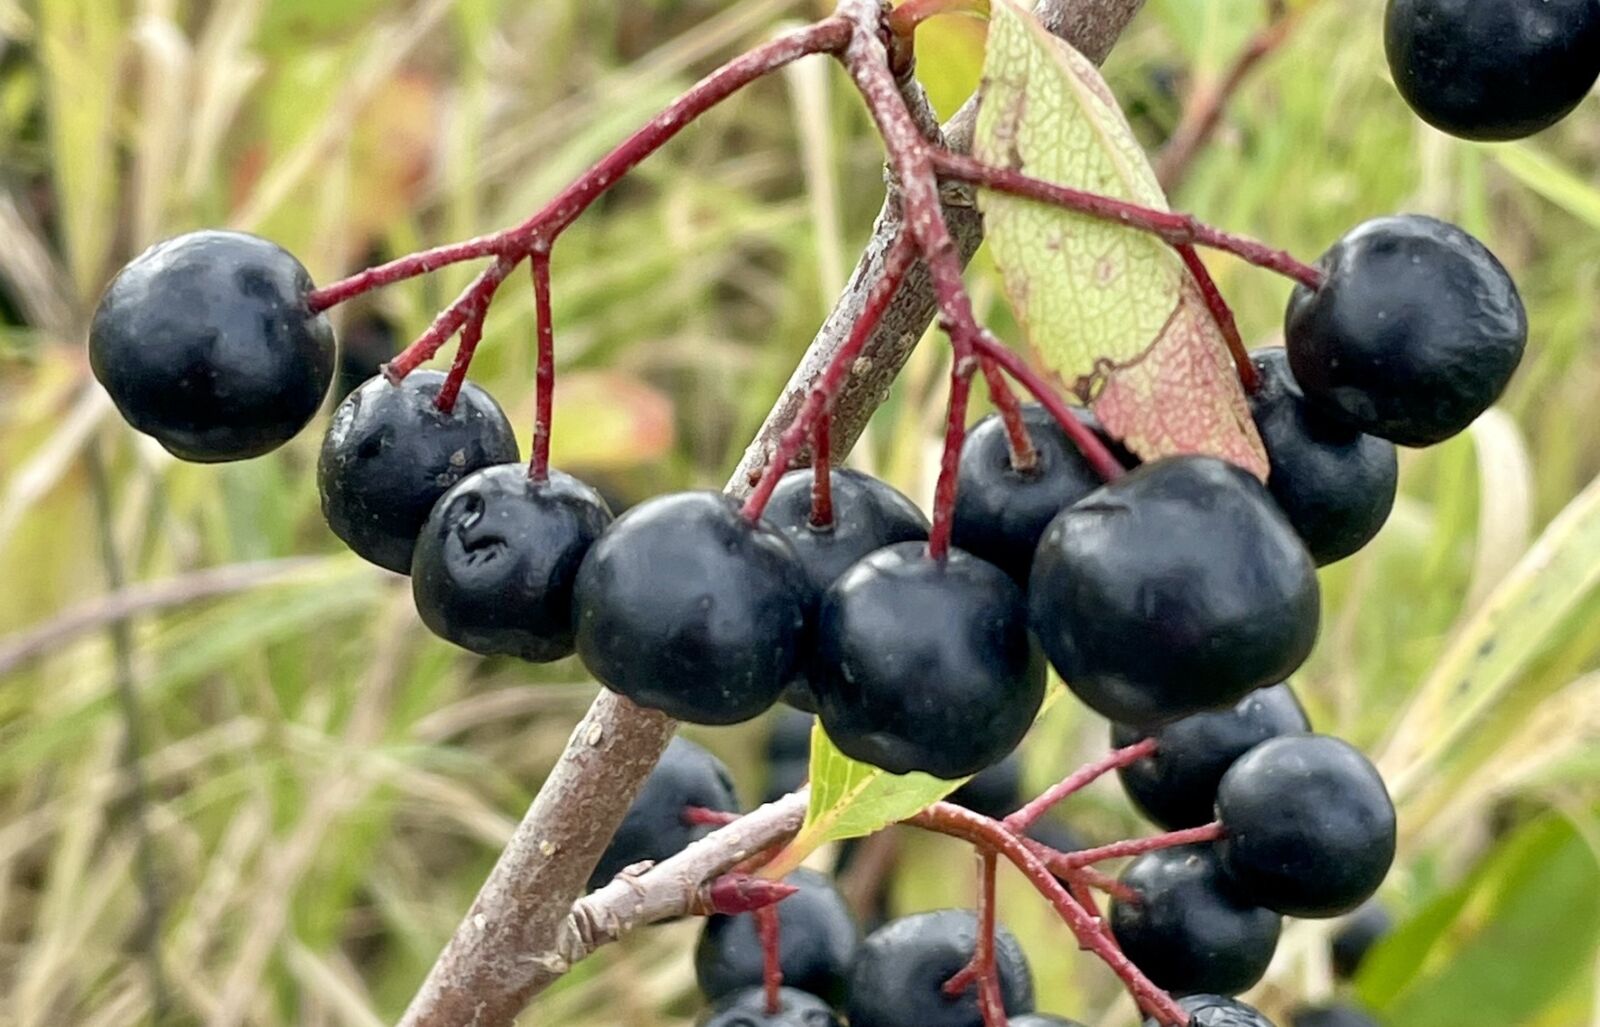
973, 0, 1267, 476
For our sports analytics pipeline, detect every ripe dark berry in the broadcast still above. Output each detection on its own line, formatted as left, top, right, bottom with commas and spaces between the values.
1247, 348, 1398, 566
573, 491, 810, 725
951, 405, 1107, 583
1029, 456, 1319, 729
696, 869, 859, 1008
846, 909, 1035, 1027
948, 752, 1024, 819
762, 469, 928, 711
1112, 684, 1311, 830
588, 736, 738, 891
89, 231, 335, 463
1110, 845, 1282, 997
1216, 735, 1396, 918
1331, 900, 1392, 980
319, 371, 519, 573
1285, 215, 1526, 447
1010, 1017, 1088, 1027
1145, 995, 1276, 1027
702, 987, 842, 1027
814, 543, 1046, 779
1385, 0, 1600, 141
410, 465, 612, 661
764, 707, 815, 803
1289, 1005, 1379, 1027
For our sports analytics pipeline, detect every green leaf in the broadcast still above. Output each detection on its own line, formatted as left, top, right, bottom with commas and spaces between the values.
1491, 144, 1600, 232
1359, 815, 1600, 1027
973, 0, 1267, 477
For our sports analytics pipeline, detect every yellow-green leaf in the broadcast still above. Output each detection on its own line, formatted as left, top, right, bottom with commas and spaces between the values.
973, 0, 1267, 476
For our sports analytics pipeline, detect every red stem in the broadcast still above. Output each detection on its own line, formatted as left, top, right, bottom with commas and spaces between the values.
309, 18, 852, 314
887, 0, 989, 36
941, 850, 1008, 1027
683, 806, 741, 827
810, 415, 834, 528
1056, 821, 1226, 869
928, 149, 1325, 290
756, 904, 784, 1015
385, 257, 514, 382
971, 334, 1124, 481
979, 355, 1038, 473
740, 231, 919, 522
1178, 243, 1259, 393
529, 250, 556, 481
908, 802, 1188, 1026
435, 297, 490, 414
928, 358, 976, 560
1006, 738, 1159, 833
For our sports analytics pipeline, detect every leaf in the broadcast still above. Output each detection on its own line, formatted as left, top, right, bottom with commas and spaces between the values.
973, 0, 1267, 477
1358, 815, 1600, 1027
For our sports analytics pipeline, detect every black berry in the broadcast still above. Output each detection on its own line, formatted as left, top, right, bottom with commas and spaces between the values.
696, 869, 859, 1008
814, 543, 1046, 779
762, 469, 928, 711
411, 465, 612, 662
1029, 456, 1319, 728
951, 405, 1107, 583
573, 491, 810, 725
1110, 845, 1282, 997
1286, 215, 1527, 447
1145, 995, 1277, 1027
319, 371, 519, 573
702, 987, 842, 1027
764, 707, 816, 803
1247, 348, 1398, 566
1216, 735, 1396, 918
948, 752, 1024, 819
1331, 900, 1392, 980
90, 231, 335, 463
1113, 684, 1311, 830
1289, 1005, 1379, 1027
846, 909, 1035, 1027
1385, 0, 1600, 141
588, 736, 739, 891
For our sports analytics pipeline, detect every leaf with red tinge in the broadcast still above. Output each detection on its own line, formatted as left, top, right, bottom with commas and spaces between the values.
974, 0, 1268, 478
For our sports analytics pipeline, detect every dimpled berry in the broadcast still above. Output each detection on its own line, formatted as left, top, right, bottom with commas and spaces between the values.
814, 543, 1046, 779
701, 987, 842, 1027
89, 231, 335, 462
1110, 845, 1282, 997
589, 736, 738, 891
1144, 994, 1277, 1027
319, 371, 520, 573
1285, 215, 1526, 447
1385, 0, 1600, 141
696, 869, 859, 1007
1113, 684, 1310, 830
1217, 735, 1396, 918
1029, 456, 1319, 729
846, 910, 1034, 1027
411, 465, 612, 661
573, 491, 810, 725
1247, 348, 1398, 565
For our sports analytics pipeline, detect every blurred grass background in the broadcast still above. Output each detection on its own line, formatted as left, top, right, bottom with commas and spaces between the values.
0, 0, 1597, 1024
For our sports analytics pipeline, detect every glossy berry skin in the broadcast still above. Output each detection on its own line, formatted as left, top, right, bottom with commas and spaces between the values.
1217, 735, 1396, 918
588, 736, 738, 890
763, 469, 928, 712
411, 465, 612, 662
1331, 901, 1393, 980
1286, 215, 1527, 447
1290, 1005, 1379, 1027
1029, 456, 1319, 729
1110, 845, 1282, 997
948, 752, 1024, 819
846, 910, 1034, 1027
573, 491, 810, 725
1247, 348, 1398, 566
319, 371, 519, 573
1385, 0, 1600, 141
90, 231, 335, 463
696, 869, 859, 1008
951, 405, 1107, 583
814, 543, 1046, 779
1113, 684, 1310, 830
1144, 995, 1276, 1027
702, 987, 842, 1027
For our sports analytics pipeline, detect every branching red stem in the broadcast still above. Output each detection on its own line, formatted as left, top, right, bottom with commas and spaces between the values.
810, 415, 835, 528
385, 256, 514, 383
530, 251, 556, 481
1057, 821, 1226, 869
1006, 737, 1158, 832
970, 333, 1125, 481
979, 354, 1038, 473
1178, 243, 1259, 393
929, 358, 976, 559
436, 297, 490, 414
941, 850, 1007, 1027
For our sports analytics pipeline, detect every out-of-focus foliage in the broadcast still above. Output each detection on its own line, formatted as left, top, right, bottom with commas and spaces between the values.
0, 0, 1595, 1024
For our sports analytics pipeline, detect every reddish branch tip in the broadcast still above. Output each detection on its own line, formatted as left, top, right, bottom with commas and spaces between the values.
683, 806, 742, 828
703, 874, 800, 916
